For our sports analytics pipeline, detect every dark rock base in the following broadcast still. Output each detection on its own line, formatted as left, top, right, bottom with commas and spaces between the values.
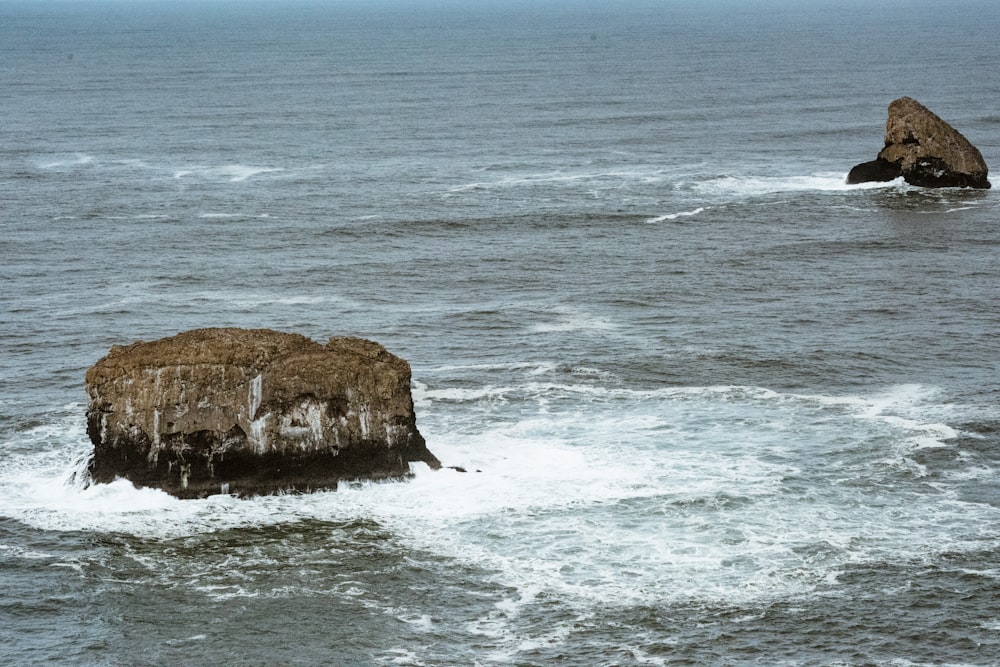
87, 427, 435, 499
901, 157, 991, 189
848, 157, 992, 189
846, 158, 901, 184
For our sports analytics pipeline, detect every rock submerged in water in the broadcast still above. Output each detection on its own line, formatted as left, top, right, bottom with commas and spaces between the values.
847, 97, 990, 189
85, 328, 440, 498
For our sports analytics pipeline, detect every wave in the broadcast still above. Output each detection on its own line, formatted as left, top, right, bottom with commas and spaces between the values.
645, 206, 706, 223
446, 168, 670, 194
689, 172, 904, 198
445, 168, 904, 199
42, 289, 361, 318
1, 382, 993, 614
37, 154, 96, 169
31, 152, 294, 183
197, 212, 272, 219
173, 165, 284, 182
527, 313, 618, 333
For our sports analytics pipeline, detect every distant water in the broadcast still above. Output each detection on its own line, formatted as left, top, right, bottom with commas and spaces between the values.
2, 1, 999, 665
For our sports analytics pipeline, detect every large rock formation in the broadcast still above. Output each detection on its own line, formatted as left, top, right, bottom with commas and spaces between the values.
85, 328, 440, 498
847, 97, 990, 189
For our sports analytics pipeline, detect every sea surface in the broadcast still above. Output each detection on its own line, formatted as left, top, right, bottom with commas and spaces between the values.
2, 1, 999, 665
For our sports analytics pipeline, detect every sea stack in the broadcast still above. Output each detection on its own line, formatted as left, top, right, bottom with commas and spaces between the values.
85, 328, 440, 498
847, 97, 990, 189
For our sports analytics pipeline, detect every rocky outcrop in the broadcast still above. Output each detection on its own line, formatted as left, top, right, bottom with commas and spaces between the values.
85, 328, 440, 498
847, 97, 990, 189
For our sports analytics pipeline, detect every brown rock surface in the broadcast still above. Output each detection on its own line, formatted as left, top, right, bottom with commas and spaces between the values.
85, 328, 440, 498
847, 97, 990, 188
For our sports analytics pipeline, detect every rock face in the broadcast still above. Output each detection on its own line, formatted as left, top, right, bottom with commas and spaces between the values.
85, 328, 440, 498
847, 97, 990, 189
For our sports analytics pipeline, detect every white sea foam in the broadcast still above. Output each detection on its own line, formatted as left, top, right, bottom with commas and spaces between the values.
131, 289, 358, 312
446, 168, 670, 196
645, 206, 706, 223
38, 154, 95, 169
422, 361, 557, 374
174, 164, 284, 182
378, 647, 428, 666
691, 172, 905, 198
0, 544, 57, 561
528, 312, 617, 333
197, 212, 272, 219
2, 383, 996, 612
446, 169, 906, 203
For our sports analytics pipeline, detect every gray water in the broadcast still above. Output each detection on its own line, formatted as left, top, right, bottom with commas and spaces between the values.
2, 1, 999, 665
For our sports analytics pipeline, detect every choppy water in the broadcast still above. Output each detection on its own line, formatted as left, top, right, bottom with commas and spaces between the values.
2, 1, 999, 665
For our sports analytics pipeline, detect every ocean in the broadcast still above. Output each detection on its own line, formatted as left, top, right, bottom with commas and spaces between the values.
2, 0, 999, 664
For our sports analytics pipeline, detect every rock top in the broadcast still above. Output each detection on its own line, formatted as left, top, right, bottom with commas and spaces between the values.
85, 328, 440, 498
847, 97, 990, 189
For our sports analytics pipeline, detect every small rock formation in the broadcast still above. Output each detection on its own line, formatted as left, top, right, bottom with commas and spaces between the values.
847, 97, 990, 189
85, 328, 440, 498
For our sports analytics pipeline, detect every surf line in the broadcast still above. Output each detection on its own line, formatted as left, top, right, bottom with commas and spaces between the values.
646, 207, 706, 223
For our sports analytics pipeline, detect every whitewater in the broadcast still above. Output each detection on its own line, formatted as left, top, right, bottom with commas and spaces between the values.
3, 1, 999, 664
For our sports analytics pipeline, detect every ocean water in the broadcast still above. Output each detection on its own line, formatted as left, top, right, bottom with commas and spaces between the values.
2, 1, 999, 665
